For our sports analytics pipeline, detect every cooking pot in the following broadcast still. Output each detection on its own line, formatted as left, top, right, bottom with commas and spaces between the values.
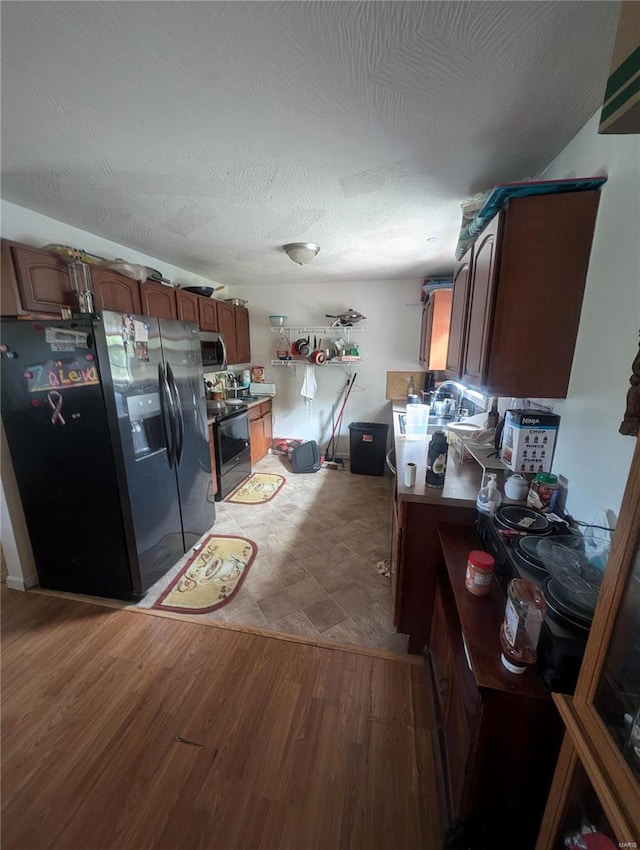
294, 336, 310, 356
308, 350, 326, 365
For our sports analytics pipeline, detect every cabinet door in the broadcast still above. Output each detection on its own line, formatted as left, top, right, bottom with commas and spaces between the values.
249, 415, 265, 465
390, 499, 403, 624
419, 301, 433, 367
140, 281, 177, 320
430, 583, 453, 721
176, 289, 200, 325
91, 268, 142, 314
217, 301, 237, 364
462, 218, 499, 388
9, 244, 72, 314
445, 672, 472, 819
234, 306, 251, 364
198, 298, 218, 332
445, 253, 472, 378
263, 410, 273, 452
208, 424, 218, 498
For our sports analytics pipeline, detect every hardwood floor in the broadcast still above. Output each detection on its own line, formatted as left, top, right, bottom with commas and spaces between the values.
1, 588, 442, 850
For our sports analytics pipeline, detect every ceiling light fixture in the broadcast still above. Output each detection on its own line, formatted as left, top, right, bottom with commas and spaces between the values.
283, 242, 320, 265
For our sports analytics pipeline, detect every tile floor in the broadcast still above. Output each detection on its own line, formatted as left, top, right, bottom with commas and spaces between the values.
139, 453, 409, 653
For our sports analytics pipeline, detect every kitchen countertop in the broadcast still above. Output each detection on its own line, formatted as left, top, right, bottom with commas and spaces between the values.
206, 395, 273, 426
391, 402, 483, 508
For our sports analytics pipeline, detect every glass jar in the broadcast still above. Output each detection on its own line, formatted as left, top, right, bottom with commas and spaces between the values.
527, 472, 559, 513
465, 550, 496, 596
499, 578, 547, 674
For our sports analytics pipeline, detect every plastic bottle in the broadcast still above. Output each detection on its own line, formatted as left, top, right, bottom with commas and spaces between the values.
426, 430, 448, 488
476, 473, 502, 516
499, 579, 547, 674
486, 397, 500, 429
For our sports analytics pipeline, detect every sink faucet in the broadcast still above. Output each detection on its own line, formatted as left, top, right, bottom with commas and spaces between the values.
430, 380, 465, 418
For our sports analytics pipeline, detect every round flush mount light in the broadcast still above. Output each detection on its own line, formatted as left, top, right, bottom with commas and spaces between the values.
283, 243, 321, 265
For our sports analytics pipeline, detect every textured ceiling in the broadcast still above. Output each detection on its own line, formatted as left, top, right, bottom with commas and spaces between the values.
1, 1, 619, 286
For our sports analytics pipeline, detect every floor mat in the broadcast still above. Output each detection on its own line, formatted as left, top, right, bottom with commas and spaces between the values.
152, 534, 257, 613
225, 472, 285, 504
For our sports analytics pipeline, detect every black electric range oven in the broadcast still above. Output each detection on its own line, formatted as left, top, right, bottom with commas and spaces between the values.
476, 506, 590, 695
209, 404, 251, 501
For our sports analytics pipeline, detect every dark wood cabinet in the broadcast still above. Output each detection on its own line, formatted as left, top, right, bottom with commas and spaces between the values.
199, 298, 218, 332
139, 281, 177, 320
461, 220, 499, 388
445, 256, 472, 378
234, 305, 251, 364
427, 524, 563, 844
91, 267, 142, 315
445, 190, 601, 397
217, 301, 237, 364
248, 400, 272, 464
419, 288, 453, 370
176, 289, 200, 325
1, 241, 72, 316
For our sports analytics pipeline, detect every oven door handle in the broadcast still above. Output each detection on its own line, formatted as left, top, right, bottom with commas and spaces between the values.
158, 363, 177, 469
166, 362, 184, 466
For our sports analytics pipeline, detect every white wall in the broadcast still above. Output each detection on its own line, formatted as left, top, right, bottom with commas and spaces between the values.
535, 113, 640, 523
0, 199, 226, 292
225, 280, 423, 455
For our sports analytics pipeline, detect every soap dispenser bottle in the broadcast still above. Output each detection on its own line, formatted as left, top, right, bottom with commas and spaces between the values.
477, 473, 502, 517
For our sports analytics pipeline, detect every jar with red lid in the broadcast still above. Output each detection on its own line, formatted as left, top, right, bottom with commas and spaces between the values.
465, 550, 496, 596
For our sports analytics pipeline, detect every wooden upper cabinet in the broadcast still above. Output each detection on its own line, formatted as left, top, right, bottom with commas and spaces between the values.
198, 297, 218, 332
445, 253, 472, 379
91, 267, 142, 315
461, 218, 499, 388
420, 288, 453, 370
139, 281, 177, 320
234, 305, 251, 364
445, 190, 601, 397
176, 289, 200, 325
216, 300, 237, 364
4, 242, 72, 315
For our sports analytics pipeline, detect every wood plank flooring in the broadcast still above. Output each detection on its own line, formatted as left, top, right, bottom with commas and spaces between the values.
1, 588, 442, 850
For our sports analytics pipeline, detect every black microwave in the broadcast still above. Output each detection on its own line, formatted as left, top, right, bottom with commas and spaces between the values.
200, 332, 227, 370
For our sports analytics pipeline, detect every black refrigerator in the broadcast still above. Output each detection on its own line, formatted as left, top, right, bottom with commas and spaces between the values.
0, 311, 215, 600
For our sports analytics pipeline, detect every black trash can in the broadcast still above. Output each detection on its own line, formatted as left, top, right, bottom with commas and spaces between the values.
348, 422, 390, 476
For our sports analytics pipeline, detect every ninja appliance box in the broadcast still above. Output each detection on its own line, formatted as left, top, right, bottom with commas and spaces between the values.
501, 409, 560, 474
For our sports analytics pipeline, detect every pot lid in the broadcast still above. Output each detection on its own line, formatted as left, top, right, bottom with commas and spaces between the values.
535, 535, 609, 614
495, 505, 551, 534
543, 578, 593, 629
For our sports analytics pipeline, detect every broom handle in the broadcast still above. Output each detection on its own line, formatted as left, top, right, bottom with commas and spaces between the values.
331, 372, 357, 451
324, 376, 352, 454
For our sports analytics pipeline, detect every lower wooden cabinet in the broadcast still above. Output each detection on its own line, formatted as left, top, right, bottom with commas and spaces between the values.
429, 524, 563, 846
248, 400, 273, 464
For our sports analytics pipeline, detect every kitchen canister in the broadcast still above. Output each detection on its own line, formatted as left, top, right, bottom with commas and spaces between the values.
465, 550, 496, 596
404, 462, 416, 488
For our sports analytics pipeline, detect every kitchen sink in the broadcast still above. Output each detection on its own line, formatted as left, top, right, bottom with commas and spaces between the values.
398, 413, 453, 435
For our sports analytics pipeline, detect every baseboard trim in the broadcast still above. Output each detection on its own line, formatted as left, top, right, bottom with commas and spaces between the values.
6, 572, 38, 591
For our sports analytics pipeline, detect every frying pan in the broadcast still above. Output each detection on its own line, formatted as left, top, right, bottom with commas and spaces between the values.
325, 309, 366, 326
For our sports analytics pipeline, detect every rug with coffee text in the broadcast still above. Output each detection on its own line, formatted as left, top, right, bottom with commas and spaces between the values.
152, 534, 257, 614
225, 472, 285, 504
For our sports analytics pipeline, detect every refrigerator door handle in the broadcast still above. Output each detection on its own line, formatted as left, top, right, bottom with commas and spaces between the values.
166, 362, 184, 466
158, 363, 177, 468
